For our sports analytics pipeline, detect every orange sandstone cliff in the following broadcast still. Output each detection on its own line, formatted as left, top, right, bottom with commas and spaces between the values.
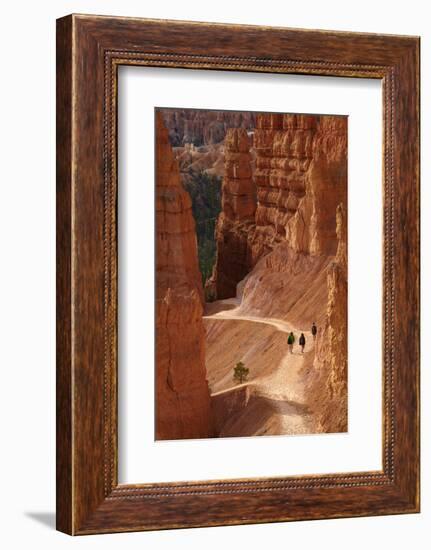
310, 201, 348, 432
208, 128, 256, 298
162, 108, 256, 146
162, 109, 256, 186
205, 112, 348, 435
155, 112, 212, 440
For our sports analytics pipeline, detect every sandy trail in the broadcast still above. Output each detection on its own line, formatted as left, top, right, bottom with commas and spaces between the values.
204, 311, 295, 334
203, 300, 316, 435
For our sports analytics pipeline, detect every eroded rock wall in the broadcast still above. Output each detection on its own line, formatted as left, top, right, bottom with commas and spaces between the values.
210, 113, 347, 300
161, 108, 256, 146
312, 202, 348, 432
208, 128, 257, 299
286, 117, 347, 256
252, 113, 316, 259
155, 112, 212, 440
253, 113, 347, 258
207, 112, 348, 434
249, 113, 348, 432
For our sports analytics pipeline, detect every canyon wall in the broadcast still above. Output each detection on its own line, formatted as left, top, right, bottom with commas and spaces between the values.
210, 113, 347, 304
160, 109, 256, 188
155, 112, 212, 440
207, 128, 257, 298
311, 201, 348, 432
161, 108, 256, 146
252, 113, 316, 259
206, 112, 348, 434
286, 117, 348, 256
253, 113, 347, 259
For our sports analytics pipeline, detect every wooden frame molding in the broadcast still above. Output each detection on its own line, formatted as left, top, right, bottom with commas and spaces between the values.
56, 14, 420, 534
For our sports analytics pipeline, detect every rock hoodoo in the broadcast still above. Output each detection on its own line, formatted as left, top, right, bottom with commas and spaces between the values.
312, 201, 348, 433
208, 128, 256, 299
155, 112, 212, 440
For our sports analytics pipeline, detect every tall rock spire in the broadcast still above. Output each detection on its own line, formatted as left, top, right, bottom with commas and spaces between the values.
208, 128, 256, 299
155, 112, 212, 440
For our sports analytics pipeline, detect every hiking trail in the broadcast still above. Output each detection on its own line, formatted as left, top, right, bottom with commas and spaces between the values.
203, 299, 316, 435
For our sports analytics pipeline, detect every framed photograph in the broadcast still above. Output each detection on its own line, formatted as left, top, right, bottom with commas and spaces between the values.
56, 14, 420, 534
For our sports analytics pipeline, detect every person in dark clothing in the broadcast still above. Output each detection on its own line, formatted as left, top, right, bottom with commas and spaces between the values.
311, 322, 317, 341
287, 331, 295, 354
299, 333, 306, 353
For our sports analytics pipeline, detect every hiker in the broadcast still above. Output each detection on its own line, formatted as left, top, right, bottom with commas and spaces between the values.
287, 331, 295, 354
311, 322, 317, 341
299, 333, 306, 353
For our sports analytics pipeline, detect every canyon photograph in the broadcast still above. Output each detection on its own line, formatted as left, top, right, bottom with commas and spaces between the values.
155, 107, 348, 441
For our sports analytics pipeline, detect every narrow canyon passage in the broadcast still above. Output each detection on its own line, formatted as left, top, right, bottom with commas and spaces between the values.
203, 299, 317, 437
156, 109, 348, 440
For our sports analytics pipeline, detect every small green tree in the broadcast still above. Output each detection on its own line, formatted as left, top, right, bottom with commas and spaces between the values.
233, 361, 249, 384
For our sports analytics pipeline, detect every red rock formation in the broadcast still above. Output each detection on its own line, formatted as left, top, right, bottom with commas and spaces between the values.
161, 108, 256, 146
286, 117, 347, 256
252, 113, 316, 258
252, 113, 347, 259
156, 108, 348, 437
312, 201, 348, 432
208, 128, 257, 298
222, 129, 256, 221
174, 142, 225, 184
155, 112, 212, 440
246, 114, 348, 432
205, 112, 348, 435
210, 113, 347, 300
237, 243, 332, 327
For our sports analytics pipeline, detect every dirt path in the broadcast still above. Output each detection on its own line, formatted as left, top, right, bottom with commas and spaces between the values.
203, 302, 316, 435
204, 310, 295, 334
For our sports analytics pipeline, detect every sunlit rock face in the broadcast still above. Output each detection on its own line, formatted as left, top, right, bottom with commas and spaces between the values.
312, 201, 348, 433
210, 113, 347, 299
222, 128, 256, 222
252, 113, 316, 258
250, 113, 348, 433
155, 112, 212, 440
252, 113, 347, 259
207, 112, 348, 434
